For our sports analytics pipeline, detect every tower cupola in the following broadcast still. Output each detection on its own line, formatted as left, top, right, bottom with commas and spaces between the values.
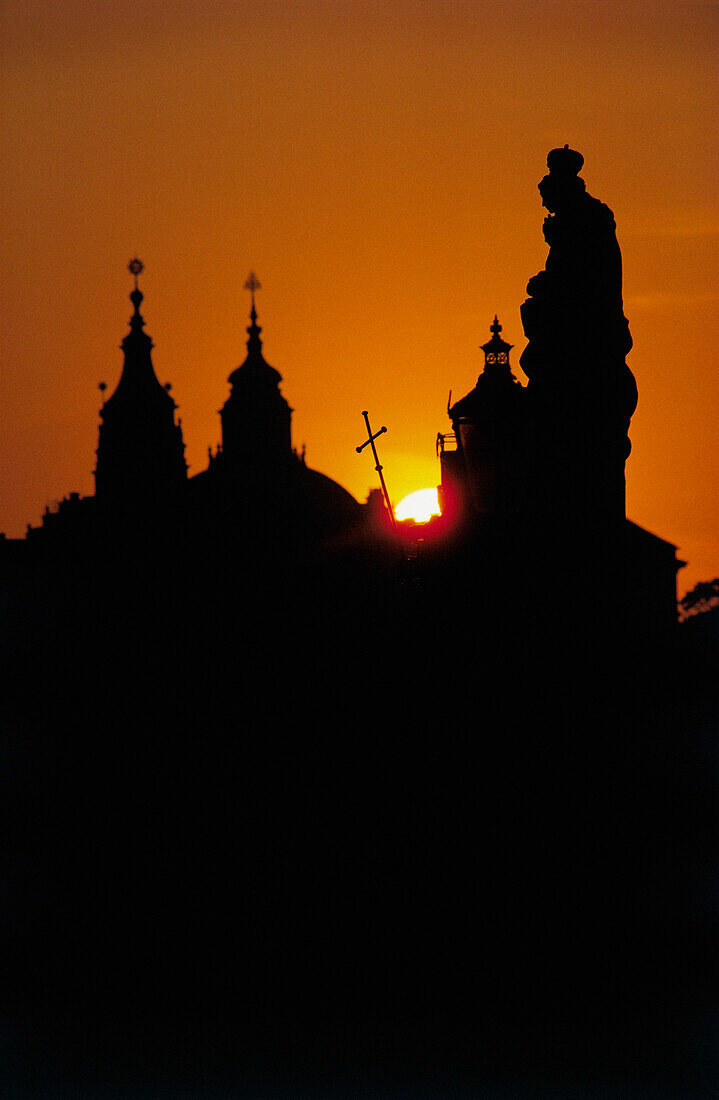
94, 259, 187, 510
443, 316, 526, 519
480, 316, 513, 373
220, 273, 293, 470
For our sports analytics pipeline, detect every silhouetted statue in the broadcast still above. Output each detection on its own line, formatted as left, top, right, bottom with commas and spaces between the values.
520, 146, 637, 523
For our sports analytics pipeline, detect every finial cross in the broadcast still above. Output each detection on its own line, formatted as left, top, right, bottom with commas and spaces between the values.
244, 271, 261, 308
356, 410, 397, 532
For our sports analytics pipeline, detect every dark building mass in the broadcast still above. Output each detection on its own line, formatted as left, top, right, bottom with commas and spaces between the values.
3, 152, 715, 1099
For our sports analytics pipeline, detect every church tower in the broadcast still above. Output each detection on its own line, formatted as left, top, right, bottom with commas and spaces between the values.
220, 273, 293, 473
94, 260, 187, 513
444, 316, 526, 518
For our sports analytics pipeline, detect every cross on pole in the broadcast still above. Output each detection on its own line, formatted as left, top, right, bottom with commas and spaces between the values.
356, 410, 397, 533
244, 271, 261, 310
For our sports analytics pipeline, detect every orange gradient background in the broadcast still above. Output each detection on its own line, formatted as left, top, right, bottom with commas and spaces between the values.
1, 0, 717, 595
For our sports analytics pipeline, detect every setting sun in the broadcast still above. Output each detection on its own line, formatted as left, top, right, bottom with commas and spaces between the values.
395, 487, 441, 524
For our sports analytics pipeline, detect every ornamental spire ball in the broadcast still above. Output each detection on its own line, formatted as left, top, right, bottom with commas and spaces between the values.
128, 256, 144, 284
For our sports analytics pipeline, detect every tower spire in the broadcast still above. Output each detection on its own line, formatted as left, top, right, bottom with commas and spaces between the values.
94, 259, 187, 506
244, 271, 263, 354
125, 257, 150, 344
221, 271, 292, 467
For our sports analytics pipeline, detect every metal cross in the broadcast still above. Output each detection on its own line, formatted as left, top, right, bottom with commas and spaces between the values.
244, 271, 261, 308
356, 410, 397, 532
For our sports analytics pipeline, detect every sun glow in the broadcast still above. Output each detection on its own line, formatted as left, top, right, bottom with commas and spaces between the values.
395, 487, 441, 524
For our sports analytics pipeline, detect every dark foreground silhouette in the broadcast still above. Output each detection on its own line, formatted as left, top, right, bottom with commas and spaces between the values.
3, 557, 718, 1099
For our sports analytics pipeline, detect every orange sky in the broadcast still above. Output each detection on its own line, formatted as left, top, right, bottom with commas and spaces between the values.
1, 0, 717, 595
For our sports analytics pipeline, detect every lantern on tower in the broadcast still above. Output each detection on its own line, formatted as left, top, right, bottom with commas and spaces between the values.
480, 315, 513, 371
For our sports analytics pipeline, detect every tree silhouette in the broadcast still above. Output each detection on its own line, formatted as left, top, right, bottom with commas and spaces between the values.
679, 577, 719, 620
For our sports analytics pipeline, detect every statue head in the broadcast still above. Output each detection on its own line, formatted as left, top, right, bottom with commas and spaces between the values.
538, 145, 586, 212
538, 173, 586, 212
